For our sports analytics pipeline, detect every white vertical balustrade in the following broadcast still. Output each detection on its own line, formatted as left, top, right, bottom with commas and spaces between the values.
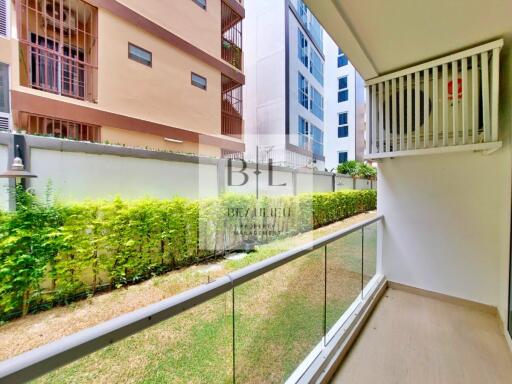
423, 68, 430, 148
364, 40, 502, 158
461, 58, 468, 144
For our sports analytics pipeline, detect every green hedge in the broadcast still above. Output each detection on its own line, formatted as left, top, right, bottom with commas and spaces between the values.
0, 189, 376, 320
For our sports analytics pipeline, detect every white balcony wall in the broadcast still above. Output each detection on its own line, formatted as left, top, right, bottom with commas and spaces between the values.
379, 41, 512, 328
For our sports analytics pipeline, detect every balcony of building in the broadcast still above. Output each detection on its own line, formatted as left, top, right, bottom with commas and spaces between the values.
222, 74, 243, 138
16, 0, 98, 103
221, 0, 243, 70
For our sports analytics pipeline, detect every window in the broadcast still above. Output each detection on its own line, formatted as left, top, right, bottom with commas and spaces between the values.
19, 0, 98, 102
0, 63, 8, 114
21, 113, 101, 143
297, 0, 308, 24
191, 73, 207, 90
298, 29, 308, 68
310, 49, 323, 85
310, 86, 323, 121
338, 112, 349, 138
338, 151, 348, 164
298, 117, 323, 156
311, 124, 323, 157
298, 116, 309, 149
29, 34, 87, 99
308, 15, 323, 51
338, 76, 348, 102
192, 0, 206, 9
298, 73, 309, 109
128, 43, 152, 67
338, 48, 348, 67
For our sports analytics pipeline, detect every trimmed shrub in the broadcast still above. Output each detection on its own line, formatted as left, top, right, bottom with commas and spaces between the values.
0, 189, 376, 320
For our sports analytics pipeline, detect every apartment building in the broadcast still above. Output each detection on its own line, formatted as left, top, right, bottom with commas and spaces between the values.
0, 0, 245, 157
324, 32, 366, 171
243, 0, 325, 169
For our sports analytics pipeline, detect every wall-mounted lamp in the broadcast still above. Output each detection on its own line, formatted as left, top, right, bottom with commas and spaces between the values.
0, 145, 37, 182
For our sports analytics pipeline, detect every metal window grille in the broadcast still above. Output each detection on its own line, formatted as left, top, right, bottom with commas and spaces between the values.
221, 75, 243, 138
16, 0, 98, 102
221, 1, 242, 70
19, 112, 101, 142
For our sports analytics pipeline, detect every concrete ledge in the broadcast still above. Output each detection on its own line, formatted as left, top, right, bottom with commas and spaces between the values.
24, 134, 342, 175
1, 132, 377, 181
24, 134, 219, 165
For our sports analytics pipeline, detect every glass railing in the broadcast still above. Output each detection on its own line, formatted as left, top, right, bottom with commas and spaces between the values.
0, 215, 383, 383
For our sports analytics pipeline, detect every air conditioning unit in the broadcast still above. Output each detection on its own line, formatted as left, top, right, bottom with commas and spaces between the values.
41, 1, 78, 34
0, 112, 10, 131
385, 64, 486, 151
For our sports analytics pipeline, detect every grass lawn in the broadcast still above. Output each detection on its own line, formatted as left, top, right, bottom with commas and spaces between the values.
0, 211, 377, 384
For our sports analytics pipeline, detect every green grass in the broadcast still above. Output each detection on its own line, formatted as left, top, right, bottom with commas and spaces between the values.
31, 217, 377, 384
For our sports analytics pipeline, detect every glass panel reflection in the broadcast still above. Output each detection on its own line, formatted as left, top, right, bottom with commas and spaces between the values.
325, 230, 362, 341
32, 292, 233, 384
234, 247, 325, 383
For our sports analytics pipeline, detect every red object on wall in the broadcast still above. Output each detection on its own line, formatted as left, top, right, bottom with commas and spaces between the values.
448, 78, 463, 100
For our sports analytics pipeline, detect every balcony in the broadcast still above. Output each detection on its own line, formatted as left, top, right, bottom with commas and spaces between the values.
16, 0, 98, 102
332, 287, 512, 383
1, 0, 511, 382
222, 74, 243, 138
221, 1, 243, 70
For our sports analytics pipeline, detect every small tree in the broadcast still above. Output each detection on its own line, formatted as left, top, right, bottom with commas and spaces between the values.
337, 161, 376, 179
337, 160, 360, 177
0, 186, 66, 316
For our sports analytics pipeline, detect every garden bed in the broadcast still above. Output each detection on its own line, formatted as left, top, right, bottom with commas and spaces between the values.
0, 190, 376, 321
0, 210, 376, 373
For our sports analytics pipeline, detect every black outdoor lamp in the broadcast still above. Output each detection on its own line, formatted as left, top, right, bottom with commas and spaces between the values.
0, 144, 37, 184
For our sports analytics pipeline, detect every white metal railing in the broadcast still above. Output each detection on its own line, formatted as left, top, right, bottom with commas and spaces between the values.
365, 40, 503, 159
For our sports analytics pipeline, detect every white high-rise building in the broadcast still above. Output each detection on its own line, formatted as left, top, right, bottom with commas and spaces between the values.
243, 0, 325, 169
324, 33, 366, 171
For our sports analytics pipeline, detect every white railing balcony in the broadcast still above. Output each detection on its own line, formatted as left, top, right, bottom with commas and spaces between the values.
365, 40, 503, 159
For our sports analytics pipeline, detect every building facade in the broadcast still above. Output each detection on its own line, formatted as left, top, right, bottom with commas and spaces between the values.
323, 32, 365, 171
0, 0, 245, 157
243, 0, 325, 169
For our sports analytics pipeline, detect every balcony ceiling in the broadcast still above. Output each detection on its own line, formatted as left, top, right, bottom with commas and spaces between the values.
306, 0, 512, 80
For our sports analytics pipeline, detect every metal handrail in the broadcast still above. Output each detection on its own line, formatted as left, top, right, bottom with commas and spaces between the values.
0, 215, 383, 383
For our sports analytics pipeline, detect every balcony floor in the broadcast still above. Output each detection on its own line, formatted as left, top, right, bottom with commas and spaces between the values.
331, 287, 512, 384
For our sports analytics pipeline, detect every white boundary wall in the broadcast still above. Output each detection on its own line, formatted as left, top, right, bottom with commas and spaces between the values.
30, 148, 219, 201
0, 144, 9, 211
0, 133, 375, 207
